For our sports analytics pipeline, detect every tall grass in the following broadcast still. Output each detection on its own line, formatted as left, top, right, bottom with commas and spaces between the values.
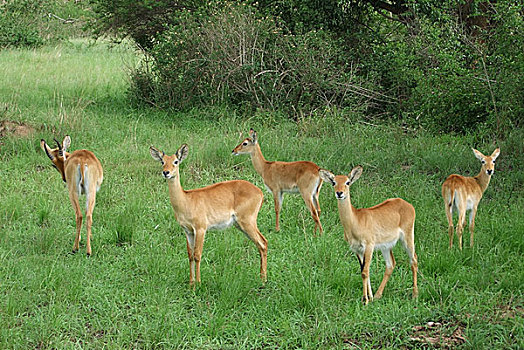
0, 40, 522, 349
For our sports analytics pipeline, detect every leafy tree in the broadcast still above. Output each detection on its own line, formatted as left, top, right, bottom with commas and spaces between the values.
89, 0, 205, 49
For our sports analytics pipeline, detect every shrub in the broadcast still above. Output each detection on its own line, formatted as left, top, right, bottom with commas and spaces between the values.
362, 2, 523, 134
0, 0, 93, 48
130, 2, 378, 116
89, 0, 204, 49
96, 0, 522, 135
0, 0, 46, 48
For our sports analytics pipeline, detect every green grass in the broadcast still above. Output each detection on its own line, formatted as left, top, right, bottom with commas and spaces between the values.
0, 40, 523, 349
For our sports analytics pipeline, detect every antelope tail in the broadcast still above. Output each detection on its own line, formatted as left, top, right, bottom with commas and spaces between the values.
446, 184, 456, 214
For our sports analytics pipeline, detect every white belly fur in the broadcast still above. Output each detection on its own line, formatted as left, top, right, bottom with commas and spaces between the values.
207, 215, 236, 231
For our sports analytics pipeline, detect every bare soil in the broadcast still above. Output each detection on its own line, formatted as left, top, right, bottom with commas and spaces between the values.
0, 120, 36, 138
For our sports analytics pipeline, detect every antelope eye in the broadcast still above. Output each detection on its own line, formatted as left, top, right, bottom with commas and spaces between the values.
345, 181, 350, 186
174, 160, 179, 165
481, 160, 486, 164
243, 142, 248, 146
161, 161, 164, 165
492, 160, 495, 163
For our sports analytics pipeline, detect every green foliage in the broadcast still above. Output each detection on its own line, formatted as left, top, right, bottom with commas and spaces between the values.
369, 13, 493, 133
0, 0, 94, 48
0, 0, 46, 48
358, 1, 524, 134
487, 2, 524, 132
130, 2, 375, 116
253, 0, 362, 35
88, 1, 523, 135
88, 0, 205, 49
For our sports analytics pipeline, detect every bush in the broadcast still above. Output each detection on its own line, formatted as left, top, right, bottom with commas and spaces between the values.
89, 0, 204, 49
0, 0, 47, 48
362, 2, 523, 135
487, 2, 524, 133
0, 0, 93, 48
93, 0, 522, 136
130, 2, 377, 116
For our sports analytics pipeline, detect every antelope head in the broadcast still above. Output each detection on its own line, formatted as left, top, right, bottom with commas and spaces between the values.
150, 144, 189, 180
40, 135, 71, 182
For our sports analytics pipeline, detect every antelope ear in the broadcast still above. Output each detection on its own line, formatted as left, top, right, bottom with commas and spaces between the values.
150, 146, 164, 162
41, 140, 55, 160
491, 148, 500, 161
472, 148, 485, 161
319, 169, 336, 186
177, 144, 189, 163
62, 135, 71, 152
347, 166, 363, 186
249, 128, 257, 144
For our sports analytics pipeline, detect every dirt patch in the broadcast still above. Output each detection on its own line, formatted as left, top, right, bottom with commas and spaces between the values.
500, 305, 524, 319
409, 320, 467, 348
0, 120, 36, 138
496, 298, 524, 320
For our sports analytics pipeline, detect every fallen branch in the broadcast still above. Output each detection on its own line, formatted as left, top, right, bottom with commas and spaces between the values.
48, 13, 76, 24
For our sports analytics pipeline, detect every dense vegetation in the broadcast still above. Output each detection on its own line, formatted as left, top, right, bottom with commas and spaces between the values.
0, 0, 93, 48
3, 1, 522, 135
89, 0, 523, 135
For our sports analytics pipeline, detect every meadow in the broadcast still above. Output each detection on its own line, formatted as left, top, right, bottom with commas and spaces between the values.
0, 40, 522, 349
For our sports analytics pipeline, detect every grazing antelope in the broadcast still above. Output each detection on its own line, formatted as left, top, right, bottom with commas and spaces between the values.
232, 129, 323, 234
150, 144, 268, 285
320, 166, 418, 304
442, 148, 500, 250
40, 136, 103, 256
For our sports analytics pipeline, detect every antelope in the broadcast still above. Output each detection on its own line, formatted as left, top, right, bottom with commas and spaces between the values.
320, 166, 418, 304
40, 136, 103, 256
150, 144, 268, 285
442, 148, 500, 250
232, 129, 323, 234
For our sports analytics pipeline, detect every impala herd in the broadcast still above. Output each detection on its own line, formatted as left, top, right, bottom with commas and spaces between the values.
40, 130, 500, 304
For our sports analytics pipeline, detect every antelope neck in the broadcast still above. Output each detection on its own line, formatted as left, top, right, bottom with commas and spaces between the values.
250, 144, 269, 176
336, 194, 358, 228
166, 172, 187, 208
474, 169, 492, 193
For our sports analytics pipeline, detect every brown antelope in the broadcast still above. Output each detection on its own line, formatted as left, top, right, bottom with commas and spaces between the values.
442, 148, 500, 250
40, 136, 103, 256
320, 166, 418, 304
150, 144, 268, 285
232, 129, 323, 234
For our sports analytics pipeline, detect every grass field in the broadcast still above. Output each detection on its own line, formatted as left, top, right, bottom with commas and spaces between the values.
0, 40, 523, 349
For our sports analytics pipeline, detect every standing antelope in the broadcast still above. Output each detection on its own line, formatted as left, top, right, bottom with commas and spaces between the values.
320, 166, 418, 304
150, 144, 268, 285
232, 129, 323, 234
40, 136, 103, 256
442, 148, 500, 250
